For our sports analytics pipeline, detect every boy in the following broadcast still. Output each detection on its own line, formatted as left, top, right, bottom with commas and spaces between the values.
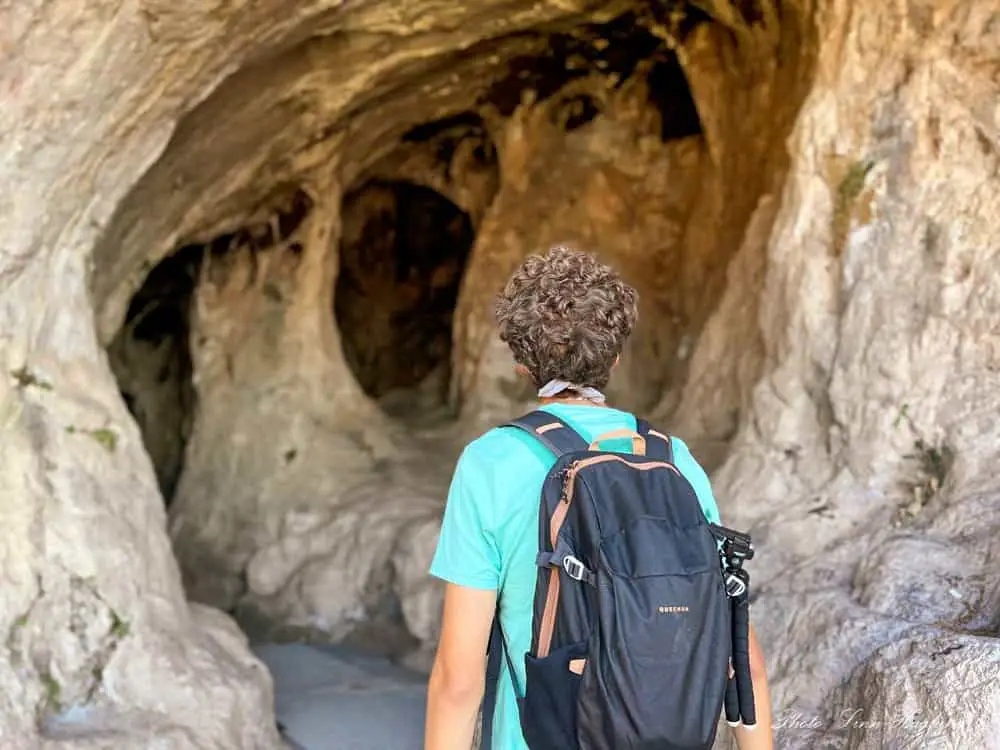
425, 246, 772, 750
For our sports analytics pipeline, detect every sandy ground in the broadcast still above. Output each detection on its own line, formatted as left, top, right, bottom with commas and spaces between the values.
253, 643, 428, 750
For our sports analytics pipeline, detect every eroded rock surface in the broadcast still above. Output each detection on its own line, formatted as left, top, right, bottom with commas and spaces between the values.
826, 628, 1000, 750
705, 4, 1000, 745
2, 0, 999, 747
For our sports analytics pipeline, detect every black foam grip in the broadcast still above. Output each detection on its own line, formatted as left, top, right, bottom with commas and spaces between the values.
731, 595, 756, 726
724, 672, 740, 724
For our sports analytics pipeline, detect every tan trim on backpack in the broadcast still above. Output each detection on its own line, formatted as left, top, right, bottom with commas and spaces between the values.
535, 455, 680, 659
536, 498, 569, 658
536, 422, 563, 434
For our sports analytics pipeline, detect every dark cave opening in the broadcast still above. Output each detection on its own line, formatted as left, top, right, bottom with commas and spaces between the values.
481, 6, 705, 141
647, 55, 703, 141
335, 180, 475, 412
107, 246, 201, 505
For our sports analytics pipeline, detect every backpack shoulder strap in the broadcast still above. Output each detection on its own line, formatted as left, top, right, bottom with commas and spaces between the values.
635, 417, 674, 463
481, 617, 502, 749
502, 410, 588, 457
481, 612, 520, 749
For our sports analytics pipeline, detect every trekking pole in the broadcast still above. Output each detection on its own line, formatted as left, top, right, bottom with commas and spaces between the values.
729, 571, 756, 727
724, 650, 740, 726
711, 524, 756, 728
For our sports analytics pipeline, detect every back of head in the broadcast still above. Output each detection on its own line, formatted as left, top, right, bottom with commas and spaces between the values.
494, 245, 638, 390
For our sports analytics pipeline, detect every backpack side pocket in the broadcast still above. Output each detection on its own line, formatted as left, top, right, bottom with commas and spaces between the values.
520, 640, 588, 750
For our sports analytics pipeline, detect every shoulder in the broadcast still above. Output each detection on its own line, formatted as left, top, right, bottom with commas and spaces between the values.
444, 424, 553, 534
667, 435, 708, 482
666, 435, 721, 524
454, 423, 553, 479
668, 435, 696, 463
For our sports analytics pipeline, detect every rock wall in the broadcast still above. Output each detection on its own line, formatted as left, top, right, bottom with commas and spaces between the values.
703, 2, 1000, 746
1, 0, 999, 748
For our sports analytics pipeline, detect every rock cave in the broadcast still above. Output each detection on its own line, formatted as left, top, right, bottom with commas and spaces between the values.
2, 1, 999, 749
334, 178, 476, 415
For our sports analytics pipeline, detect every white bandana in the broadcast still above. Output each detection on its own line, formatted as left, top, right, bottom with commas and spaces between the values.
537, 379, 606, 404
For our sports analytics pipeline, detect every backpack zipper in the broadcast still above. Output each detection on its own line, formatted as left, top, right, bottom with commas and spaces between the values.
568, 454, 681, 480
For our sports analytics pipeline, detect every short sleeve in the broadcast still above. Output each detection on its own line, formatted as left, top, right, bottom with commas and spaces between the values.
429, 447, 502, 590
671, 437, 722, 525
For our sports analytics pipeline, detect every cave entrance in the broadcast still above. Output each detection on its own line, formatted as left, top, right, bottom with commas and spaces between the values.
335, 179, 475, 421
107, 246, 201, 506
107, 189, 313, 507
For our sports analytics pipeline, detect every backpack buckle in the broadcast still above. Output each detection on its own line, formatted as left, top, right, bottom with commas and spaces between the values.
725, 569, 748, 598
562, 555, 587, 581
710, 524, 755, 565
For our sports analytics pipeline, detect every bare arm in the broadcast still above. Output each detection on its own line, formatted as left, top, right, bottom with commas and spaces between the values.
731, 624, 774, 750
425, 583, 497, 750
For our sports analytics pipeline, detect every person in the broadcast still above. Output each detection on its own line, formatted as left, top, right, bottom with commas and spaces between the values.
424, 245, 773, 750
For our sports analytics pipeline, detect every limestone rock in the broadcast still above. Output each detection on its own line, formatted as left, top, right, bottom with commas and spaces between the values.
703, 0, 1000, 743
823, 629, 1000, 750
2, 0, 999, 746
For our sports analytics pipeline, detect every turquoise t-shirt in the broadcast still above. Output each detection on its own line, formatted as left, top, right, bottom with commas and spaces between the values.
429, 403, 722, 750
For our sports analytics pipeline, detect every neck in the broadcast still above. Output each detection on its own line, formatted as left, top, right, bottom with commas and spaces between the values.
534, 377, 608, 406
539, 395, 608, 408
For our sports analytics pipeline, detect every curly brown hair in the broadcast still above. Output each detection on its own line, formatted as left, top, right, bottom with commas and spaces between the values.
494, 246, 639, 389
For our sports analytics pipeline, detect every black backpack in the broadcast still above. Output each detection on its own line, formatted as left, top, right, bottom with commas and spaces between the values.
481, 410, 756, 750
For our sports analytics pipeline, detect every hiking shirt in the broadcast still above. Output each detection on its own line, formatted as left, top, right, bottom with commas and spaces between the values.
429, 402, 722, 750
